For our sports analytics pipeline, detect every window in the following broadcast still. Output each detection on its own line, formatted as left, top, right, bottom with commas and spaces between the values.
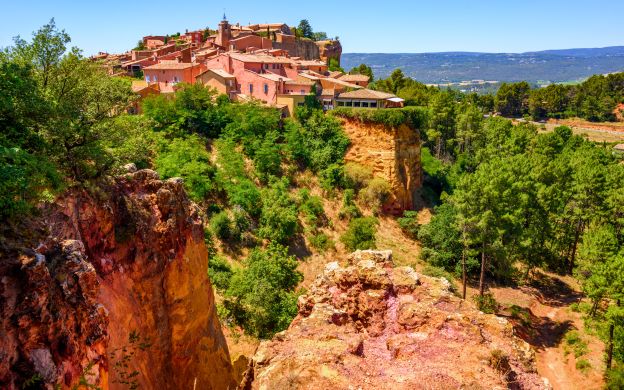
354, 101, 361, 107
264, 83, 269, 94
300, 89, 305, 94
249, 83, 253, 93
346, 101, 353, 107
153, 75, 157, 82
337, 101, 345, 107
146, 75, 150, 82
370, 101, 378, 108
263, 63, 269, 69
173, 76, 179, 83
362, 101, 369, 108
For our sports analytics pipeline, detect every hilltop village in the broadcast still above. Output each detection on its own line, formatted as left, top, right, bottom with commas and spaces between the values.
94, 17, 403, 116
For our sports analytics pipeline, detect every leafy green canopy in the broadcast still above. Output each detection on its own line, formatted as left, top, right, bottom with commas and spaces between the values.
0, 19, 135, 218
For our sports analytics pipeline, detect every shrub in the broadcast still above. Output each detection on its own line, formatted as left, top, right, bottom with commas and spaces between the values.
564, 331, 589, 358
606, 367, 624, 389
308, 232, 334, 252
319, 163, 345, 192
359, 177, 391, 212
344, 162, 372, 190
341, 217, 378, 251
208, 255, 233, 291
284, 110, 350, 172
338, 189, 361, 220
418, 203, 465, 273
258, 178, 299, 243
575, 359, 591, 373
298, 189, 326, 227
474, 293, 498, 314
225, 243, 302, 338
397, 210, 420, 239
252, 131, 282, 182
154, 135, 216, 202
215, 139, 262, 216
488, 349, 510, 373
210, 211, 234, 241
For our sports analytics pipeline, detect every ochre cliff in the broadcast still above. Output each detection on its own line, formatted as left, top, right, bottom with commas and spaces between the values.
243, 250, 547, 389
316, 40, 342, 65
0, 169, 234, 389
341, 119, 422, 214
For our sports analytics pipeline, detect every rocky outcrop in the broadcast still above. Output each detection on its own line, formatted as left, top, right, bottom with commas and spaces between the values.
341, 119, 422, 214
0, 170, 235, 389
316, 40, 342, 65
245, 250, 548, 390
273, 39, 320, 61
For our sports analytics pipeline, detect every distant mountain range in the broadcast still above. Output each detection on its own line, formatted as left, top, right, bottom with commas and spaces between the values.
342, 46, 624, 84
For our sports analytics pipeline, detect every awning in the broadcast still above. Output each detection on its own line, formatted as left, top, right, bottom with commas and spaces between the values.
387, 97, 405, 103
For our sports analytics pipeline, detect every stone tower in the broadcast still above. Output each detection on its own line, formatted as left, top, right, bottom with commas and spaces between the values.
216, 15, 231, 49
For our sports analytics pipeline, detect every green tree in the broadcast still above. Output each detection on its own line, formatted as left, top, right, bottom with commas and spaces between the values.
427, 91, 456, 159
258, 178, 299, 243
297, 19, 314, 39
225, 243, 302, 338
341, 217, 378, 251
349, 63, 374, 82
495, 82, 530, 117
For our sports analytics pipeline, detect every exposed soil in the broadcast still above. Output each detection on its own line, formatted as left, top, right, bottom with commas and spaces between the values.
539, 118, 624, 143
486, 272, 605, 390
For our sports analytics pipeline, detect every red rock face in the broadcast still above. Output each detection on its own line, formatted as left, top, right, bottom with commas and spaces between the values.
342, 120, 423, 215
0, 170, 234, 389
245, 250, 548, 390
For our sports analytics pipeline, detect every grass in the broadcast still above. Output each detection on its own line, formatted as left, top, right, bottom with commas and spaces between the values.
564, 330, 589, 358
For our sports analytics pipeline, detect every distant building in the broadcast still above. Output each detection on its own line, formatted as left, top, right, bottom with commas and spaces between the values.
143, 62, 205, 93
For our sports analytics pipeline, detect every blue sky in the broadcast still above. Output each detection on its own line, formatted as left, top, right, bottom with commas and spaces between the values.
1, 0, 622, 56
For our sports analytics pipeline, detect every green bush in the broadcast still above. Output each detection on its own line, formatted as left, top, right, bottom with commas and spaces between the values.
474, 293, 498, 314
210, 211, 234, 241
215, 139, 262, 216
341, 217, 378, 251
308, 232, 334, 252
225, 243, 302, 338
258, 178, 299, 243
564, 331, 589, 358
344, 162, 372, 190
338, 189, 361, 220
575, 358, 591, 373
397, 210, 420, 239
606, 367, 624, 389
319, 163, 345, 192
284, 111, 350, 172
298, 189, 326, 227
359, 177, 391, 211
154, 135, 215, 202
208, 255, 234, 291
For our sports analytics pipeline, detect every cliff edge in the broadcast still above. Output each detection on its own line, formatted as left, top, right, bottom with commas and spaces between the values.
0, 169, 235, 389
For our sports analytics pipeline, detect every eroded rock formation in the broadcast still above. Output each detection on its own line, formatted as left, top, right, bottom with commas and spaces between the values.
342, 119, 422, 214
245, 250, 548, 390
0, 170, 234, 389
316, 40, 342, 65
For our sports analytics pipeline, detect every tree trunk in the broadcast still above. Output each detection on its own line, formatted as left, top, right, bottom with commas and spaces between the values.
568, 218, 583, 273
462, 244, 467, 300
479, 243, 486, 297
607, 299, 620, 370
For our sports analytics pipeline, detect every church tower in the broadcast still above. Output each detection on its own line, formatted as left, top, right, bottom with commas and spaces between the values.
215, 14, 231, 49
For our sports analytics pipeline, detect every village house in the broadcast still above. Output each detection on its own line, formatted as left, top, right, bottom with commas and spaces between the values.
100, 15, 403, 116
335, 89, 405, 108
143, 62, 205, 93
338, 73, 370, 87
